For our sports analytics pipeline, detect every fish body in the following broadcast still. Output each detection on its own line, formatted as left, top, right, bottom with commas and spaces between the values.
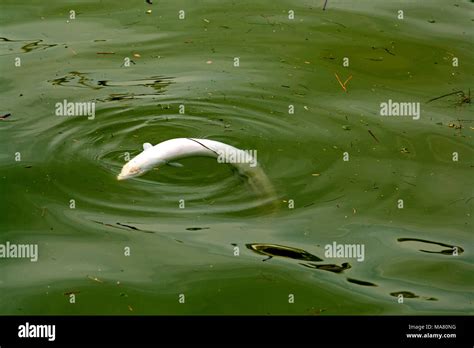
117, 138, 275, 198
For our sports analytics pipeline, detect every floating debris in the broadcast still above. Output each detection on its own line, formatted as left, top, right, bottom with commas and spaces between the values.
334, 73, 352, 92
347, 278, 377, 287
402, 180, 416, 187
300, 262, 351, 273
246, 243, 322, 262
323, 0, 329, 10
21, 39, 57, 53
448, 122, 462, 130
397, 237, 463, 255
0, 113, 11, 120
186, 227, 210, 231
400, 147, 410, 154
390, 291, 418, 298
427, 89, 470, 105
146, 9, 152, 14
390, 291, 436, 301
459, 89, 471, 105
371, 46, 395, 56
97, 76, 172, 91
49, 71, 102, 90
92, 220, 153, 233
92, 220, 122, 229
87, 275, 103, 283
368, 129, 379, 143
116, 223, 141, 231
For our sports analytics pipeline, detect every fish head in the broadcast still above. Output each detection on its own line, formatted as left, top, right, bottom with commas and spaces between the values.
117, 152, 154, 181
117, 142, 160, 181
117, 161, 146, 180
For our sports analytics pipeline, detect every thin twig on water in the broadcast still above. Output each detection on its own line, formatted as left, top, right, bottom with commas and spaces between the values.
368, 130, 380, 143
323, 0, 328, 11
427, 90, 463, 103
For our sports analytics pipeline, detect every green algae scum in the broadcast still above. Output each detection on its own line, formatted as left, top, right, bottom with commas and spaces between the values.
0, 0, 472, 316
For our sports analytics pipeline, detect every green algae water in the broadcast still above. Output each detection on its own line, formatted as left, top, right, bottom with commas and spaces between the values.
0, 0, 472, 315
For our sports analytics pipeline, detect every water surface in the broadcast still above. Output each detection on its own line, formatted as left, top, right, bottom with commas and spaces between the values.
0, 0, 472, 314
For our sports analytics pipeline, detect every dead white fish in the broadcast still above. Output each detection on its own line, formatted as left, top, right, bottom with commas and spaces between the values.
117, 138, 275, 198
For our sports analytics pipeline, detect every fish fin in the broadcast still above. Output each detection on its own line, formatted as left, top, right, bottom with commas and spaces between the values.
143, 142, 153, 150
167, 162, 184, 168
